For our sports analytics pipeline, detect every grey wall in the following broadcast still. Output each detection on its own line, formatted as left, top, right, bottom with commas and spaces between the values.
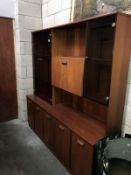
0, 0, 15, 18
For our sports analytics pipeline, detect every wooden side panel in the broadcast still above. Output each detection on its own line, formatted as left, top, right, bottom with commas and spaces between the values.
27, 99, 35, 129
52, 57, 62, 88
0, 18, 17, 122
71, 133, 93, 175
107, 14, 131, 133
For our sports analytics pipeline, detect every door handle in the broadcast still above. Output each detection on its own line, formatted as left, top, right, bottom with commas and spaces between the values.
59, 124, 65, 131
77, 139, 85, 147
61, 62, 68, 65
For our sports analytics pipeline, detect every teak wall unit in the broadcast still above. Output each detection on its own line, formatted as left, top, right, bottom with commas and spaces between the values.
27, 12, 131, 175
0, 17, 17, 122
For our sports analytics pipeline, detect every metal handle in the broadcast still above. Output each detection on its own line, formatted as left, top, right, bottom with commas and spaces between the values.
112, 22, 116, 27
105, 96, 110, 101
77, 139, 85, 147
61, 62, 68, 65
59, 124, 65, 131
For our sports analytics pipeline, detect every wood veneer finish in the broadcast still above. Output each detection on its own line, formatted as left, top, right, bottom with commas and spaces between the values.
27, 95, 106, 145
0, 18, 17, 122
107, 13, 131, 133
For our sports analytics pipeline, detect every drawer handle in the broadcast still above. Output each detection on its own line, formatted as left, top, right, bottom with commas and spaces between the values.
77, 139, 85, 147
59, 125, 65, 131
61, 62, 68, 65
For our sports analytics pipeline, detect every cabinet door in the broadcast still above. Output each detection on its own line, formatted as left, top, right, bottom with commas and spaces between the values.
44, 112, 55, 151
52, 57, 85, 96
34, 106, 44, 140
71, 133, 93, 175
84, 15, 116, 104
54, 121, 70, 168
27, 100, 35, 130
68, 58, 85, 96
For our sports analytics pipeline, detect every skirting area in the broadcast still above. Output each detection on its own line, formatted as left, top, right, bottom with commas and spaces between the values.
0, 119, 70, 175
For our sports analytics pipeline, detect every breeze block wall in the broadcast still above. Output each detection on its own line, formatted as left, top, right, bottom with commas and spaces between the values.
14, 0, 43, 120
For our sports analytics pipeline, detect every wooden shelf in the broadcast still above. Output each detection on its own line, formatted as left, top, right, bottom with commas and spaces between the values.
28, 95, 106, 145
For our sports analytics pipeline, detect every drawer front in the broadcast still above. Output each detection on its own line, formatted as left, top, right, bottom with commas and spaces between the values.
54, 121, 70, 169
71, 133, 93, 175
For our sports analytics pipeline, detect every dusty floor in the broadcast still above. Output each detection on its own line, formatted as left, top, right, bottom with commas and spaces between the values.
0, 119, 70, 175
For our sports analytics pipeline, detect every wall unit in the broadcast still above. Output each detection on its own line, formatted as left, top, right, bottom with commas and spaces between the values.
27, 12, 131, 175
0, 17, 17, 122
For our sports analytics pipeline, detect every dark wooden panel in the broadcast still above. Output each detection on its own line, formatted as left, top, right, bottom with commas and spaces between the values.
107, 13, 131, 133
34, 106, 44, 140
27, 99, 35, 129
0, 18, 17, 122
71, 133, 93, 175
44, 112, 55, 150
32, 30, 52, 103
54, 121, 70, 168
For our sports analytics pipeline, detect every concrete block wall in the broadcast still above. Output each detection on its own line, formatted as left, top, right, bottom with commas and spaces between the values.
42, 0, 72, 28
122, 60, 131, 135
14, 0, 43, 120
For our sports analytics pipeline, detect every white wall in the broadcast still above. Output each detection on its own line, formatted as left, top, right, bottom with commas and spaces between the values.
42, 0, 72, 28
15, 0, 42, 120
42, 0, 131, 136
0, 0, 15, 18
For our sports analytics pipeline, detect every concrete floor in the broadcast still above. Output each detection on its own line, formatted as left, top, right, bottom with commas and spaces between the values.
0, 119, 70, 175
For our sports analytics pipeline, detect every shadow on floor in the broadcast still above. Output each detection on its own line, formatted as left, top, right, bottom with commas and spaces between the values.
0, 119, 70, 175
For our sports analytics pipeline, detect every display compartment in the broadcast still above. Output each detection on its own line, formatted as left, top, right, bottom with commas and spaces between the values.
32, 30, 52, 103
84, 15, 116, 104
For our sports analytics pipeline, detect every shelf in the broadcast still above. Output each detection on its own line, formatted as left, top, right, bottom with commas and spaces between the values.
27, 95, 106, 145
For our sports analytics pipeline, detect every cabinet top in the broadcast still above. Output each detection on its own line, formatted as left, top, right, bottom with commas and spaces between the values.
33, 11, 131, 33
27, 95, 106, 145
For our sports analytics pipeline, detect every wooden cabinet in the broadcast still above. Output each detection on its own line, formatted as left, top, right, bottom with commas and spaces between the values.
27, 100, 35, 129
34, 106, 44, 140
52, 57, 85, 96
54, 121, 70, 168
0, 18, 17, 122
29, 12, 131, 175
71, 133, 93, 175
44, 112, 55, 151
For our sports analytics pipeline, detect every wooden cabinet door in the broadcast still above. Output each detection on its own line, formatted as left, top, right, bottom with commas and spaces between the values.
27, 100, 35, 130
34, 106, 44, 140
0, 18, 17, 122
68, 58, 85, 96
52, 57, 85, 96
44, 112, 55, 151
54, 121, 70, 168
71, 133, 93, 175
